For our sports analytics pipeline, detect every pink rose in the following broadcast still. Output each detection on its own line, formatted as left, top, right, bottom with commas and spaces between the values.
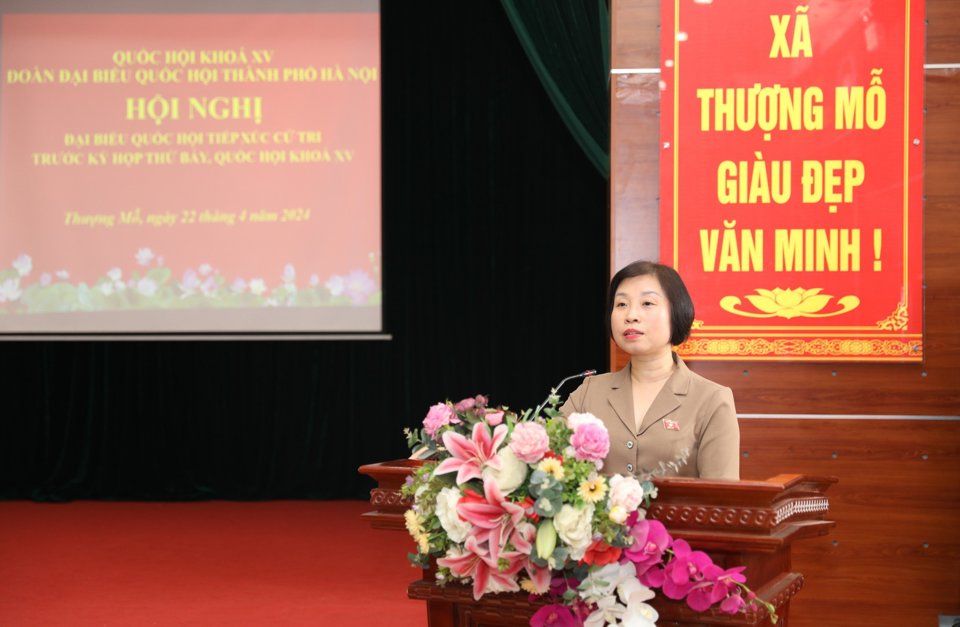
454, 397, 476, 412
566, 412, 604, 431
455, 394, 488, 413
508, 422, 550, 463
485, 410, 504, 426
607, 474, 645, 512
423, 403, 455, 438
570, 422, 609, 462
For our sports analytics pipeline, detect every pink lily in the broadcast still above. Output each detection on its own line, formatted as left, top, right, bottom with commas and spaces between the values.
511, 521, 537, 554
498, 521, 552, 594
434, 422, 508, 485
456, 476, 526, 562
438, 535, 521, 600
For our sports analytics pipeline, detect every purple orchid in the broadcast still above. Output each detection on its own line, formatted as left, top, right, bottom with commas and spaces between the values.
622, 519, 671, 578
661, 539, 716, 601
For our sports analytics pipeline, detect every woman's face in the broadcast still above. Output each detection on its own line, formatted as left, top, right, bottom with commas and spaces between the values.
610, 274, 673, 357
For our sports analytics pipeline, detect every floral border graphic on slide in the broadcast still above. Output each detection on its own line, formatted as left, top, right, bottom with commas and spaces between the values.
0, 251, 380, 313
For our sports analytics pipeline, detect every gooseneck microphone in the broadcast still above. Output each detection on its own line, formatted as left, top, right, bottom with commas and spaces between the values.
533, 369, 597, 418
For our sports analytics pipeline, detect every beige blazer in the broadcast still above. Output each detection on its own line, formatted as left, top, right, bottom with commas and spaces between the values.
559, 355, 740, 480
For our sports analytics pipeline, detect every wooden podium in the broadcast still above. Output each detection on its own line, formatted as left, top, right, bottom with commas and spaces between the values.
359, 460, 836, 627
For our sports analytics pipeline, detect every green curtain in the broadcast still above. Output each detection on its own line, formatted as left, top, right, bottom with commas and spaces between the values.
501, 0, 610, 178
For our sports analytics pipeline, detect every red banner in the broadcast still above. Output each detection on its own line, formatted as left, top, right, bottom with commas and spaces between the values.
660, 1, 924, 362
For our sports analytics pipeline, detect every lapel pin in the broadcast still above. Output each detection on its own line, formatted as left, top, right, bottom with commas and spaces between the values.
663, 419, 680, 431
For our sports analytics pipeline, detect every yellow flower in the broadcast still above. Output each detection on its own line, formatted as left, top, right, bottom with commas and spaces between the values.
537, 457, 565, 481
404, 509, 425, 538
520, 577, 549, 594
578, 476, 607, 503
417, 533, 430, 554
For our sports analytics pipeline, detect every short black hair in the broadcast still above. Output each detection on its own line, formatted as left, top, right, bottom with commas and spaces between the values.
607, 261, 695, 346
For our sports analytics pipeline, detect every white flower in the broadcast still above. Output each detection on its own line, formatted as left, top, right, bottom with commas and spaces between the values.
198, 263, 213, 276
180, 269, 200, 295
249, 278, 266, 296
581, 562, 658, 627
482, 447, 528, 495
231, 278, 247, 293
580, 562, 634, 604
608, 475, 646, 513
618, 575, 654, 606
619, 578, 658, 627
608, 504, 628, 524
585, 595, 627, 627
137, 278, 157, 297
55, 270, 69, 280
40, 273, 52, 286
553, 503, 595, 560
135, 247, 154, 266
0, 278, 21, 302
99, 282, 114, 296
326, 275, 345, 296
309, 274, 320, 287
107, 267, 122, 282
567, 412, 605, 431
12, 254, 31, 277
621, 601, 659, 627
282, 263, 295, 284
435, 487, 472, 543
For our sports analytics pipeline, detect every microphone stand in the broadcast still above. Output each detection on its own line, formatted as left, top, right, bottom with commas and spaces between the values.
532, 369, 596, 419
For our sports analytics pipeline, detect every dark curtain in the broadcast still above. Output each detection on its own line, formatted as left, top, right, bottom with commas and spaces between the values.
0, 4, 608, 501
501, 0, 610, 177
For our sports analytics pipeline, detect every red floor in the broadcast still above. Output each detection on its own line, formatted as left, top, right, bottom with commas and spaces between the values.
0, 500, 426, 626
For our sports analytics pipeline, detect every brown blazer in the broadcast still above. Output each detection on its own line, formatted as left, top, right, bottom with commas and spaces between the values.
559, 355, 740, 480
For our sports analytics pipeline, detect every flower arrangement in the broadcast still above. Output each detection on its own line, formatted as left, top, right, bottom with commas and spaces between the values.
403, 391, 777, 626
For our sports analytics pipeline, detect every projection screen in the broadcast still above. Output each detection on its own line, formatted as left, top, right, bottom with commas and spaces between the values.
0, 0, 382, 338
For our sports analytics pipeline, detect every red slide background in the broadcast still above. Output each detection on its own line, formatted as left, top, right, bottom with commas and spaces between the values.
1, 13, 380, 293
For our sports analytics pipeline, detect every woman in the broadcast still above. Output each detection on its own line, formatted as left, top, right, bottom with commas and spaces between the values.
560, 261, 740, 480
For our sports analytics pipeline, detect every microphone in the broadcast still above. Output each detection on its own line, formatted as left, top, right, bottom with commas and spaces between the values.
533, 369, 596, 418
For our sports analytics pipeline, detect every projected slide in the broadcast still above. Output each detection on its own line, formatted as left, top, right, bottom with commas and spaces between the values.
0, 1, 381, 334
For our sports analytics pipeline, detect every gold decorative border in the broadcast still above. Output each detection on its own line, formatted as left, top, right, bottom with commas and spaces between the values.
678, 337, 922, 359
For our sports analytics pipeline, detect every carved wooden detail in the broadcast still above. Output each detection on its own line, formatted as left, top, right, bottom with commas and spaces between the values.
369, 487, 411, 510
648, 495, 830, 532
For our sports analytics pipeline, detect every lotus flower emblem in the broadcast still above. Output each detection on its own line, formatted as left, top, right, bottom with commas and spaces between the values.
720, 288, 859, 319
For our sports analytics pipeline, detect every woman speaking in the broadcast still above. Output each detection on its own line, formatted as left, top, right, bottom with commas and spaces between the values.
560, 260, 740, 480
